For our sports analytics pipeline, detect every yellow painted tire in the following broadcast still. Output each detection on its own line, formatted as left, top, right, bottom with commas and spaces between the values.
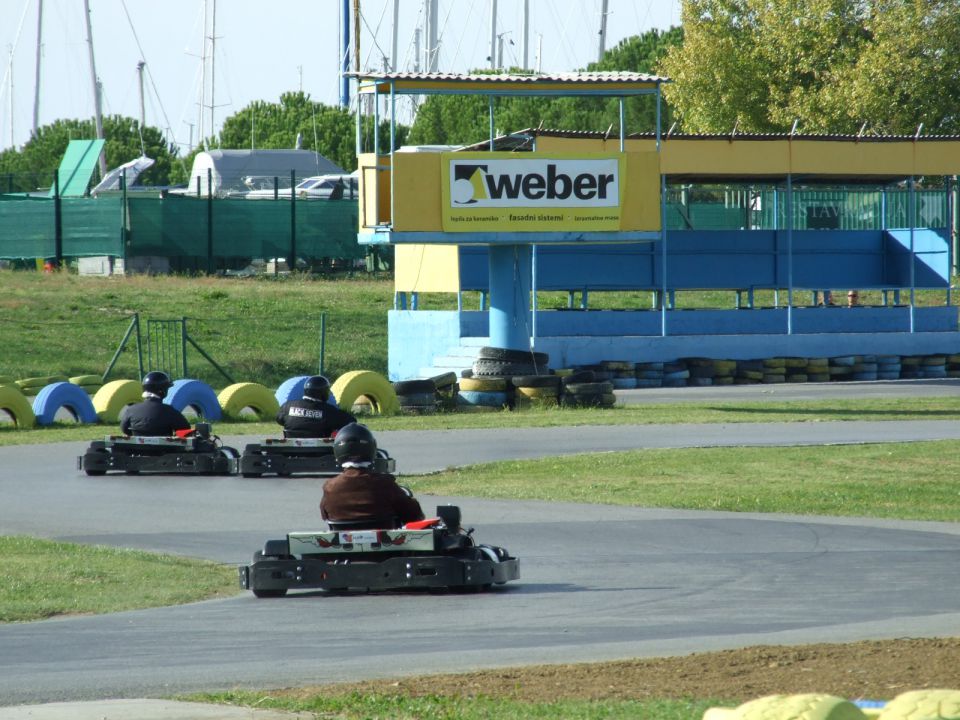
93, 380, 142, 424
460, 376, 508, 392
0, 375, 15, 386
516, 385, 560, 399
0, 385, 36, 428
69, 375, 102, 386
706, 694, 865, 720
879, 690, 960, 720
218, 382, 280, 421
331, 371, 399, 416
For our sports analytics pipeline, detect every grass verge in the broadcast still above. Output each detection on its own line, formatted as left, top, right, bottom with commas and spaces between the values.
0, 536, 237, 623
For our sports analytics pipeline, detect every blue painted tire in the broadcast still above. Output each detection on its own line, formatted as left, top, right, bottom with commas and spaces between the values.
32, 382, 99, 425
166, 379, 222, 421
274, 375, 339, 407
457, 390, 508, 407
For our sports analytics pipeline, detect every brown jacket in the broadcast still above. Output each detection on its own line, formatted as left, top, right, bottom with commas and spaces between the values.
320, 466, 424, 527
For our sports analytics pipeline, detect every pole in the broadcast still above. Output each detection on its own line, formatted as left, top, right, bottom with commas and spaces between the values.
340, 0, 349, 107
319, 313, 326, 375
199, 0, 207, 149
32, 0, 42, 137
206, 168, 213, 274
290, 169, 297, 270
598, 0, 609, 61
209, 0, 216, 142
6, 47, 12, 148
391, 0, 400, 71
522, 0, 529, 70
82, 0, 107, 176
428, 0, 438, 71
490, 0, 498, 70
353, 0, 361, 74
53, 168, 62, 264
136, 61, 146, 129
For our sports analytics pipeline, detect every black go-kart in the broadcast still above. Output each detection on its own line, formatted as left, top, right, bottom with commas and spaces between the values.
238, 436, 396, 478
78, 423, 240, 476
239, 505, 520, 597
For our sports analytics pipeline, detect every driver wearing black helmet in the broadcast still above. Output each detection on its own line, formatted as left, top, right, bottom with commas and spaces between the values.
119, 371, 191, 437
276, 375, 356, 438
320, 423, 424, 528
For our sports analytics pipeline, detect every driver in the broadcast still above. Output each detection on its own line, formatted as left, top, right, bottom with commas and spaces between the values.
120, 371, 191, 437
276, 375, 356, 438
320, 423, 424, 528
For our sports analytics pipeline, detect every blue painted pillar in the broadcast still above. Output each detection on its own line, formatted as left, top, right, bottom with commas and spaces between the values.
488, 244, 532, 350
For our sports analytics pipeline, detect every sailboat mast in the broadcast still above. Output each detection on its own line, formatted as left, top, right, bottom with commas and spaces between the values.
209, 0, 216, 143
7, 48, 13, 148
597, 0, 609, 61
199, 0, 207, 149
32, 0, 42, 137
82, 0, 106, 175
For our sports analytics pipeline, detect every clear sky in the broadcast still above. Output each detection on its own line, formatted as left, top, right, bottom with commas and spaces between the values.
0, 0, 682, 156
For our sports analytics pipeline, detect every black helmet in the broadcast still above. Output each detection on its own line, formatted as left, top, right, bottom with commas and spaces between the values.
333, 422, 377, 464
303, 375, 331, 402
142, 371, 173, 398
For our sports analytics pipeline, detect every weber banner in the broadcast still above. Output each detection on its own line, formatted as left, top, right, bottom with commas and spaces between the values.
441, 153, 624, 232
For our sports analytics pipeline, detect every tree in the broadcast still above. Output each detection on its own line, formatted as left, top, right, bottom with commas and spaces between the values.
658, 0, 960, 135
216, 91, 408, 174
407, 27, 683, 146
0, 116, 179, 192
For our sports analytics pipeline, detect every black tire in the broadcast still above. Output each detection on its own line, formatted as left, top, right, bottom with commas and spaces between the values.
511, 374, 560, 388
392, 379, 436, 394
395, 392, 438, 406
252, 587, 288, 598
84, 469, 106, 477
561, 370, 595, 385
477, 346, 549, 365
564, 381, 614, 394
429, 371, 458, 389
473, 359, 541, 377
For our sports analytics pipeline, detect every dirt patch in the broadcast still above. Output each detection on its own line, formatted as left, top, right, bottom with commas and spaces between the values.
283, 638, 960, 704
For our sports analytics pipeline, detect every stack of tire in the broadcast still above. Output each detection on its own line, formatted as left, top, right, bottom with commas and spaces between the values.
431, 372, 460, 411
69, 374, 103, 395
635, 362, 664, 388
806, 357, 831, 382
392, 378, 442, 414
459, 346, 550, 411
829, 355, 856, 381
457, 374, 509, 412
559, 370, 616, 408
736, 359, 764, 384
899, 355, 922, 379
16, 375, 67, 397
662, 360, 689, 387
762, 358, 787, 383
602, 360, 637, 389
877, 355, 902, 380
712, 359, 736, 385
512, 373, 561, 409
784, 357, 810, 383
919, 355, 947, 379
684, 358, 715, 387
851, 355, 880, 381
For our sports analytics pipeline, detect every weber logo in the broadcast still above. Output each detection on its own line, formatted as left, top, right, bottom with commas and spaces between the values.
450, 158, 619, 208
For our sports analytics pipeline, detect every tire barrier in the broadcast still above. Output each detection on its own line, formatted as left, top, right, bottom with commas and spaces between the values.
93, 380, 142, 424
274, 376, 309, 406
218, 382, 280, 421
460, 376, 508, 392
457, 390, 508, 408
31, 382, 99, 425
330, 371, 400, 416
69, 375, 103, 395
0, 385, 36, 428
166, 379, 222, 421
704, 690, 960, 720
16, 375, 68, 395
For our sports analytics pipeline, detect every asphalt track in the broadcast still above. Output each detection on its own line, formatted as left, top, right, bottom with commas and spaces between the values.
2, 381, 960, 707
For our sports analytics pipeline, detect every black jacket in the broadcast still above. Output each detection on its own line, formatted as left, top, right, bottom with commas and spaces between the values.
120, 397, 191, 436
276, 398, 356, 438
320, 466, 424, 527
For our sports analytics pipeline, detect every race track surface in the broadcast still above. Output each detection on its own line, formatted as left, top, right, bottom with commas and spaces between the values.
2, 385, 960, 705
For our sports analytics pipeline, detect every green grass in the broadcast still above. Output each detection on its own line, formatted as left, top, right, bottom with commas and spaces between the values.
406, 440, 960, 522
5, 396, 960, 445
0, 536, 237, 623
189, 691, 718, 720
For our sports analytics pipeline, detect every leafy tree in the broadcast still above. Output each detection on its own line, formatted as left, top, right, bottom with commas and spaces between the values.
407, 27, 683, 146
658, 0, 960, 135
0, 116, 179, 192
216, 91, 408, 174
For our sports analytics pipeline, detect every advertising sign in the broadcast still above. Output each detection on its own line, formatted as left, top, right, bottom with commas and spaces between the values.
441, 153, 624, 232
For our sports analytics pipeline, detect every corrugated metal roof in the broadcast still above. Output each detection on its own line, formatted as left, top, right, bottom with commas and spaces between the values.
350, 71, 669, 84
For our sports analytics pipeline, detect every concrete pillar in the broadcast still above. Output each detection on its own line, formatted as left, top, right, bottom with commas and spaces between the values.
488, 244, 532, 350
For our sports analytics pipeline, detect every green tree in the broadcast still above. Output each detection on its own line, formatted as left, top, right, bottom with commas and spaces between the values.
216, 91, 408, 173
408, 27, 683, 146
0, 116, 178, 192
659, 0, 960, 135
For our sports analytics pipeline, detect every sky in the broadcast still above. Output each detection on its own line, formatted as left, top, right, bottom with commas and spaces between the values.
0, 0, 682, 156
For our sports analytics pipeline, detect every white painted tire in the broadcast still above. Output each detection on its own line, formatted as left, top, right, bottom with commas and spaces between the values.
0, 385, 36, 428
166, 379, 222, 421
330, 371, 399, 416
32, 382, 99, 425
218, 382, 280, 421
92, 380, 143, 424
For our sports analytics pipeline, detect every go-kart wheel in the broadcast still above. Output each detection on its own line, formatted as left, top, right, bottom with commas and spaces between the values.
241, 472, 262, 478
84, 469, 106, 476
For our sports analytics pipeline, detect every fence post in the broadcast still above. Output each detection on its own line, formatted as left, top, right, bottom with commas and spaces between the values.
319, 312, 326, 375
53, 169, 63, 265
206, 168, 214, 275
290, 169, 297, 271
120, 168, 127, 264
181, 317, 189, 377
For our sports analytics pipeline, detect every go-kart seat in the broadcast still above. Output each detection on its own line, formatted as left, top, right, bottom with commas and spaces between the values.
326, 516, 397, 531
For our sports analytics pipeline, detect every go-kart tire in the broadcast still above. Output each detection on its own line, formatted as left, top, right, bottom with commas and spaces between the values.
274, 375, 310, 405
218, 382, 280, 421
0, 385, 37, 428
250, 550, 289, 598
32, 382, 99, 425
330, 371, 400, 416
165, 379, 222, 421
93, 380, 142, 424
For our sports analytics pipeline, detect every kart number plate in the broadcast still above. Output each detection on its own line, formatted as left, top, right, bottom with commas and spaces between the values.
339, 530, 378, 544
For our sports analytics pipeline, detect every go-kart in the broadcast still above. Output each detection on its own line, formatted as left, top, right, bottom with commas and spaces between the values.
78, 423, 240, 476
238, 436, 396, 478
239, 505, 520, 597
